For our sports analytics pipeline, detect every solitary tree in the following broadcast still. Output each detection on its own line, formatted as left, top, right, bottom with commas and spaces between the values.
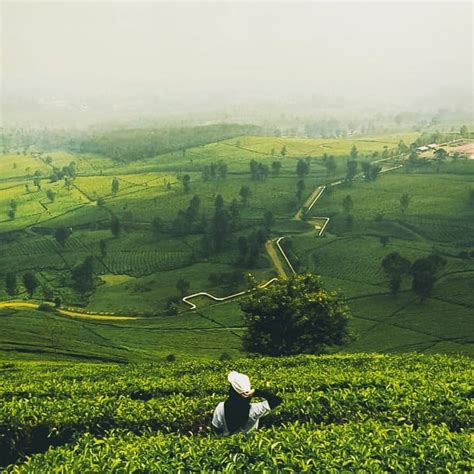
176, 278, 190, 297
23, 272, 38, 298
379, 236, 390, 247
280, 145, 287, 157
296, 159, 310, 179
342, 195, 353, 214
296, 179, 305, 201
239, 185, 251, 206
182, 174, 191, 193
71, 256, 95, 294
350, 145, 358, 161
54, 226, 71, 247
271, 161, 282, 177
323, 154, 337, 176
410, 255, 446, 302
5, 273, 17, 297
111, 177, 120, 195
33, 176, 41, 190
434, 148, 448, 161
460, 125, 469, 138
381, 252, 411, 295
237, 236, 249, 265
46, 189, 56, 202
263, 210, 274, 231
99, 239, 107, 258
400, 193, 410, 213
214, 194, 224, 210
241, 273, 351, 355
346, 159, 358, 183
111, 216, 121, 237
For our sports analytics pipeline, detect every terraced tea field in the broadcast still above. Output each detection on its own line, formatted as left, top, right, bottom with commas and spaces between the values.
0, 353, 471, 471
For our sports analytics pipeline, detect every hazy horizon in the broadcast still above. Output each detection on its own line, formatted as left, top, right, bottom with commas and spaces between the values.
1, 1, 473, 127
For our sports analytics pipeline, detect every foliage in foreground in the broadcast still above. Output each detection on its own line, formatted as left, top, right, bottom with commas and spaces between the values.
0, 353, 471, 471
241, 274, 351, 355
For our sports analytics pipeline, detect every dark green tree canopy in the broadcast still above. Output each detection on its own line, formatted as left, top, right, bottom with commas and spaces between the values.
241, 273, 351, 356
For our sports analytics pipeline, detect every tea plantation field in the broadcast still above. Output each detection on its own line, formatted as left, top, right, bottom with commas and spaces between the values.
0, 353, 471, 472
1, 133, 473, 360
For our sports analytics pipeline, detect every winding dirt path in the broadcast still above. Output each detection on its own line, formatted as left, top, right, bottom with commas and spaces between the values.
0, 301, 138, 320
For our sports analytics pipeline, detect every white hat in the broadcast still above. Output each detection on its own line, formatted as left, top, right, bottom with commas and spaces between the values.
227, 371, 252, 396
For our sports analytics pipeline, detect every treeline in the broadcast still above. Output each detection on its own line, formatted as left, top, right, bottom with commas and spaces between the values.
69, 124, 260, 162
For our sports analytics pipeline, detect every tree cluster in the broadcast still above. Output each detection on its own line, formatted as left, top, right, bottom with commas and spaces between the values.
202, 161, 228, 181
381, 252, 446, 301
249, 160, 269, 180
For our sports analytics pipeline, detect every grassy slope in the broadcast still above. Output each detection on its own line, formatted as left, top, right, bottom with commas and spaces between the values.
0, 134, 473, 360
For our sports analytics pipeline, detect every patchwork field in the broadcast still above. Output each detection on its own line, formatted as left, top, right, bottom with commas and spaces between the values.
1, 133, 473, 360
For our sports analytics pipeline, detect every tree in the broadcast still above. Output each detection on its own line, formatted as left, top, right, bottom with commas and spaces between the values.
434, 148, 448, 161
296, 179, 305, 201
214, 194, 224, 210
111, 216, 121, 237
350, 145, 358, 160
99, 239, 107, 258
263, 210, 274, 231
379, 236, 390, 247
240, 273, 351, 355
186, 195, 201, 222
46, 189, 56, 202
111, 177, 120, 195
460, 125, 469, 138
7, 209, 15, 220
10, 200, 17, 211
237, 236, 248, 265
72, 256, 95, 294
217, 161, 228, 179
323, 154, 337, 176
182, 174, 191, 193
342, 195, 353, 214
54, 226, 71, 247
23, 272, 38, 298
151, 217, 164, 240
271, 161, 282, 177
230, 199, 240, 230
346, 159, 358, 182
5, 273, 17, 297
381, 252, 411, 295
400, 193, 410, 213
211, 208, 231, 253
398, 140, 409, 154
239, 185, 251, 206
369, 163, 382, 181
361, 161, 371, 180
410, 255, 446, 302
33, 176, 41, 190
280, 145, 287, 157
176, 278, 190, 297
296, 159, 310, 179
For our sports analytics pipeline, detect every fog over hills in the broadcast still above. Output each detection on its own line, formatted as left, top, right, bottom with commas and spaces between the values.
1, 1, 472, 127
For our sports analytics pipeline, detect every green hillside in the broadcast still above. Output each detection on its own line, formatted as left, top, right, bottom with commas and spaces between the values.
1, 353, 471, 472
1, 133, 473, 360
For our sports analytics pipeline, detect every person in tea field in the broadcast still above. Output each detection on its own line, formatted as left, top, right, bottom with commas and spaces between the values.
212, 370, 282, 435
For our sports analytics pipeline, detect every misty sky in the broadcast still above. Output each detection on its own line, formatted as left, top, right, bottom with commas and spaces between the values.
1, 1, 473, 123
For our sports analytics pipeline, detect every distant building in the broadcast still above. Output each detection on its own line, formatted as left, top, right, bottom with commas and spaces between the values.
416, 145, 429, 152
427, 143, 438, 150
